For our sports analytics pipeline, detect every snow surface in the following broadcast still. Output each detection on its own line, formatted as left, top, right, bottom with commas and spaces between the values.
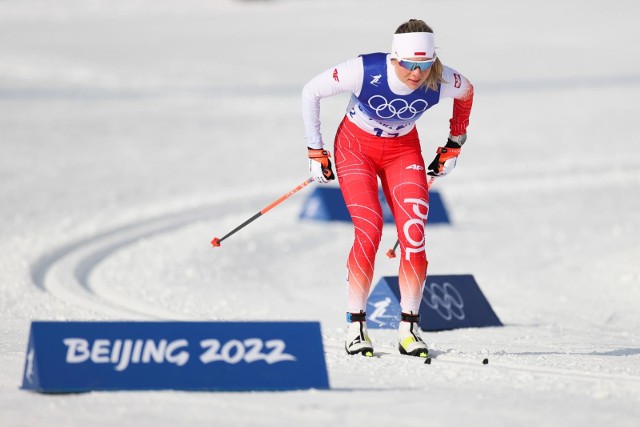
1, 0, 640, 425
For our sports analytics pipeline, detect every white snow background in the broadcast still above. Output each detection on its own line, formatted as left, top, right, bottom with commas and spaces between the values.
1, 0, 640, 425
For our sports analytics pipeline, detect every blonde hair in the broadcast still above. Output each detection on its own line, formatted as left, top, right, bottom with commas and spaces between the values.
394, 19, 444, 92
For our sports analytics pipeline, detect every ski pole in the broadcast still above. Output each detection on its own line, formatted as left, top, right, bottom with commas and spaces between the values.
211, 178, 314, 247
386, 176, 436, 259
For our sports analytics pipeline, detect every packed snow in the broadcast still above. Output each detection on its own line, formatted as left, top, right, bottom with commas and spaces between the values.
1, 0, 639, 426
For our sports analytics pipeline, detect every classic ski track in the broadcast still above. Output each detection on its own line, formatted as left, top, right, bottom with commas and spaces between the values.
31, 164, 639, 318
31, 189, 276, 320
427, 353, 640, 385
329, 344, 640, 388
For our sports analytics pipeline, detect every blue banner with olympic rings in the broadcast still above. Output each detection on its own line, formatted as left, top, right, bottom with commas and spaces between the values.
367, 275, 502, 331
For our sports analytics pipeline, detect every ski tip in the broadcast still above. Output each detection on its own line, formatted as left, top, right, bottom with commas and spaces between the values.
211, 237, 221, 247
424, 357, 432, 365
386, 249, 396, 259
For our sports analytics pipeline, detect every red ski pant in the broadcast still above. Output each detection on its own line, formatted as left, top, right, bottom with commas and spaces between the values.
334, 118, 430, 314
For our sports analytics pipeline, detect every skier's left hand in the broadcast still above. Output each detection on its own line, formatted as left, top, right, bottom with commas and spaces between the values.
427, 134, 466, 177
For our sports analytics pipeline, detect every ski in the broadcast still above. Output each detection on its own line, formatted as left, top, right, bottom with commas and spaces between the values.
370, 351, 489, 366
423, 353, 490, 365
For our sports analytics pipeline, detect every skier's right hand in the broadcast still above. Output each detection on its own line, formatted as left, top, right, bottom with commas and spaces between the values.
308, 148, 336, 184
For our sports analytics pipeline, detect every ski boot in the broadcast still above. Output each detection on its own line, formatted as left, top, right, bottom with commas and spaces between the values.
344, 312, 374, 357
398, 312, 429, 358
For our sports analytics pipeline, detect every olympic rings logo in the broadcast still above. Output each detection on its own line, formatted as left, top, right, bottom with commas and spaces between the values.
421, 281, 466, 321
367, 95, 429, 120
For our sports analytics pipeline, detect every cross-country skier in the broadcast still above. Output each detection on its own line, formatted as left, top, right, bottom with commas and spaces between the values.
302, 19, 474, 357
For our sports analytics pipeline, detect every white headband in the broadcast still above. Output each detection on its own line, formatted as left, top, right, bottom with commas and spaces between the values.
391, 32, 435, 59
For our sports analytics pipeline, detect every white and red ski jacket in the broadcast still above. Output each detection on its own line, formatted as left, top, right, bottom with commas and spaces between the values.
302, 53, 473, 149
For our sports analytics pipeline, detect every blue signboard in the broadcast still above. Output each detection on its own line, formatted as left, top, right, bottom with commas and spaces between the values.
22, 321, 329, 393
299, 186, 450, 224
367, 275, 502, 331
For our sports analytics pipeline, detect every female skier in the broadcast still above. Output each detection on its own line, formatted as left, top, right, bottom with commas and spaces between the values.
302, 19, 474, 357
